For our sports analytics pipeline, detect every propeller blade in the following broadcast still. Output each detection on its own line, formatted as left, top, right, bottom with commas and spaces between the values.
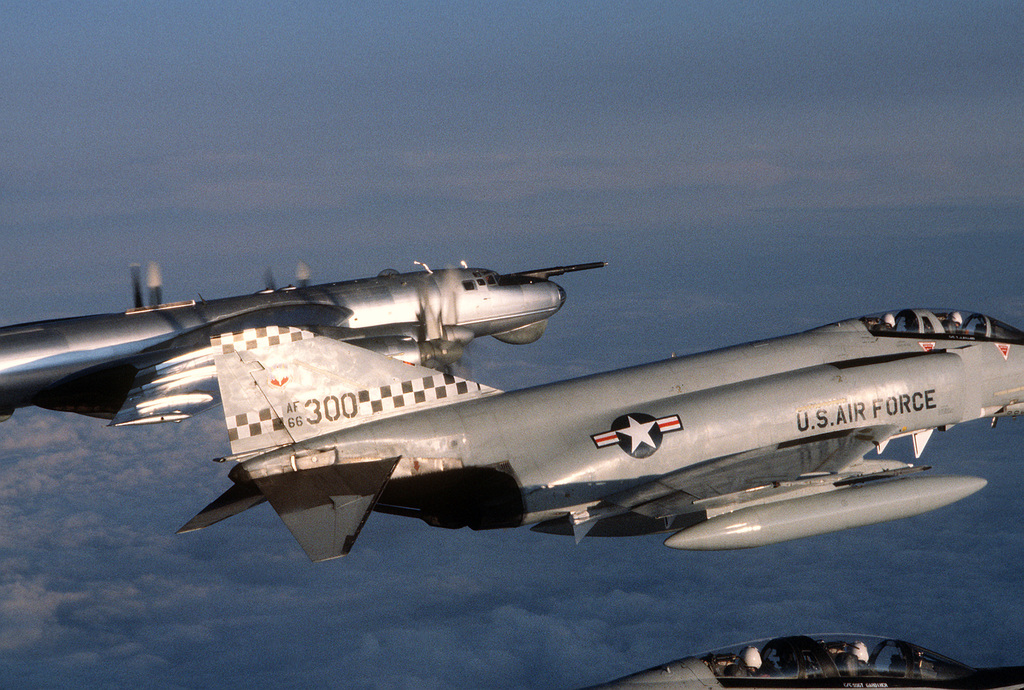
296, 261, 311, 287
264, 267, 276, 291
444, 340, 473, 379
439, 267, 461, 328
130, 263, 143, 308
147, 262, 163, 306
416, 277, 443, 343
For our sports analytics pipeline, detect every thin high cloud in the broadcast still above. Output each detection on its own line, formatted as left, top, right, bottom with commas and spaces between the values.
3, 3, 1022, 226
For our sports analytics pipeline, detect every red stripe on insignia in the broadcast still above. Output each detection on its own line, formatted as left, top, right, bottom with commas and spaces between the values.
657, 415, 682, 431
592, 431, 618, 447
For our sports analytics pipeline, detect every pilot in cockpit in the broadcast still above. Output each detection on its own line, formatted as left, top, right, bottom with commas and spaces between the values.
944, 311, 964, 334
831, 640, 869, 676
721, 647, 763, 677
741, 647, 762, 675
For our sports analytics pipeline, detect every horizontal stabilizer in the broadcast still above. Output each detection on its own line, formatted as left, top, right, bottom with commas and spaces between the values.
177, 482, 267, 533
254, 458, 400, 562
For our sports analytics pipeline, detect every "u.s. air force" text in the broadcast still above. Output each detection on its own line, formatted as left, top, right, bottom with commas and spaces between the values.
796, 389, 936, 432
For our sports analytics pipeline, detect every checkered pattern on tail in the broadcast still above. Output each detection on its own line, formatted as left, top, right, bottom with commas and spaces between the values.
213, 326, 313, 354
358, 374, 483, 414
226, 408, 285, 443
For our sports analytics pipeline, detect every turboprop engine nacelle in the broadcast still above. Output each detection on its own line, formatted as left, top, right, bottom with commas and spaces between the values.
353, 336, 465, 369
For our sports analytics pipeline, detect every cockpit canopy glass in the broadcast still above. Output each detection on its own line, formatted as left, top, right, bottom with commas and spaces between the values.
861, 309, 1024, 343
700, 635, 973, 681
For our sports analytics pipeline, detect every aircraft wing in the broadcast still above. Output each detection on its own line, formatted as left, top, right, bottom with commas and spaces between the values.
109, 346, 222, 425
617, 425, 903, 514
538, 424, 922, 540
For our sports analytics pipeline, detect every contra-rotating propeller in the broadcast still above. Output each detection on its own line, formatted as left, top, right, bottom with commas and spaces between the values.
412, 263, 470, 370
263, 262, 313, 291
130, 262, 163, 308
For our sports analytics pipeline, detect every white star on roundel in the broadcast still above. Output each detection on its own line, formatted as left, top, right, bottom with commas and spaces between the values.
618, 415, 657, 454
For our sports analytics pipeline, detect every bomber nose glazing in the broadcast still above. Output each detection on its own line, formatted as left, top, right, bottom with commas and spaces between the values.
540, 280, 566, 314
556, 283, 566, 306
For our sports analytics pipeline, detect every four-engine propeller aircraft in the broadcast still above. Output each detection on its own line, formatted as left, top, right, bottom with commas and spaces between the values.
582, 634, 1024, 689
180, 307, 1021, 561
0, 261, 604, 425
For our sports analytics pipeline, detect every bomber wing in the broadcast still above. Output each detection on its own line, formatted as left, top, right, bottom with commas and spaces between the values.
109, 346, 221, 425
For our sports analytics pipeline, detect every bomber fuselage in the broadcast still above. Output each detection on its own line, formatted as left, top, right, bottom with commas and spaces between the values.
0, 266, 566, 419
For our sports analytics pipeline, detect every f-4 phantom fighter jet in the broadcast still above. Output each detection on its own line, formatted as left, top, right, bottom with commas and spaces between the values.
181, 307, 1020, 561
0, 262, 603, 425
583, 634, 1024, 689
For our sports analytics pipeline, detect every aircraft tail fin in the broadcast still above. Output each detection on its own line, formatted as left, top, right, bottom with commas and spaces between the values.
212, 326, 499, 455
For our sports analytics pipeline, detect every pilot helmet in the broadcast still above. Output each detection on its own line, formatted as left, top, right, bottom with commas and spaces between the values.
950, 311, 964, 327
849, 641, 868, 663
741, 646, 762, 669
883, 313, 896, 328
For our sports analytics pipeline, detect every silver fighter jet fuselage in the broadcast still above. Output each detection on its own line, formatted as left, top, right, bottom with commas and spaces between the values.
584, 634, 1024, 690
0, 262, 604, 425
184, 308, 1023, 561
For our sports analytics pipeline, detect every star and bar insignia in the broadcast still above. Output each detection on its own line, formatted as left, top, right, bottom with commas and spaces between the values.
591, 413, 683, 459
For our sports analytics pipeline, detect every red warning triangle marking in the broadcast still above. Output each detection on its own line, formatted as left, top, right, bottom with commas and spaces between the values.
997, 343, 1010, 360
919, 342, 935, 352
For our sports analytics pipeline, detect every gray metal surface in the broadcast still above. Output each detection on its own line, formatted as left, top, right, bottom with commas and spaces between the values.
582, 634, 1022, 690
185, 308, 1022, 560
0, 262, 601, 425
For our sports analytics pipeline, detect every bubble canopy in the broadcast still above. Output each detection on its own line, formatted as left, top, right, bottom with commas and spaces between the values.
700, 635, 973, 681
860, 309, 1024, 343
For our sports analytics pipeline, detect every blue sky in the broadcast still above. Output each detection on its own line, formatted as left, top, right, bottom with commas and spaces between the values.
2, 2, 1023, 687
